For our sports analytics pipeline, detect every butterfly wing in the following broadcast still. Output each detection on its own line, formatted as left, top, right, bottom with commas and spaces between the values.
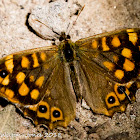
0, 46, 76, 129
75, 28, 140, 116
18, 59, 76, 129
0, 46, 58, 105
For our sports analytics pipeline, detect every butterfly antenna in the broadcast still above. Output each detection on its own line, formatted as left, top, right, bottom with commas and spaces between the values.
34, 19, 60, 38
67, 5, 85, 35
26, 13, 61, 41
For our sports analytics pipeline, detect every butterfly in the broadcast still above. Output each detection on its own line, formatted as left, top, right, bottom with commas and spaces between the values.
0, 27, 139, 130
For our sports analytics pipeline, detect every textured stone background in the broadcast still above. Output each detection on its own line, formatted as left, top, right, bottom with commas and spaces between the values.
0, 0, 140, 140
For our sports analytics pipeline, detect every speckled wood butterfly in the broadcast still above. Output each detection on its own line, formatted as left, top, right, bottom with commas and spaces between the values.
0, 27, 139, 129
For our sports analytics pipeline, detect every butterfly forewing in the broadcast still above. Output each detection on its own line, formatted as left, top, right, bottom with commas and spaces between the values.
0, 46, 59, 105
76, 28, 140, 83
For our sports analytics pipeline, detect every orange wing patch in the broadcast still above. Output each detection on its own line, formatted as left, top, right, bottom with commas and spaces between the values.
111, 36, 121, 47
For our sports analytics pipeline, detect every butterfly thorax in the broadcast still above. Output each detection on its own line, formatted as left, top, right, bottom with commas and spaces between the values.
59, 32, 77, 63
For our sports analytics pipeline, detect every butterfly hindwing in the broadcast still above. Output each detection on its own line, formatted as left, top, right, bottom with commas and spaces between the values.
18, 59, 76, 129
74, 55, 138, 116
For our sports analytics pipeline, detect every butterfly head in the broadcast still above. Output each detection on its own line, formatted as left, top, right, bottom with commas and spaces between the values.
59, 32, 71, 42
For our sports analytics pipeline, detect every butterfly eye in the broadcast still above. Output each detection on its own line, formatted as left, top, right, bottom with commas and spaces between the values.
108, 96, 115, 104
67, 35, 70, 39
117, 86, 125, 94
39, 105, 47, 113
53, 110, 60, 118
0, 70, 8, 78
59, 36, 63, 41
